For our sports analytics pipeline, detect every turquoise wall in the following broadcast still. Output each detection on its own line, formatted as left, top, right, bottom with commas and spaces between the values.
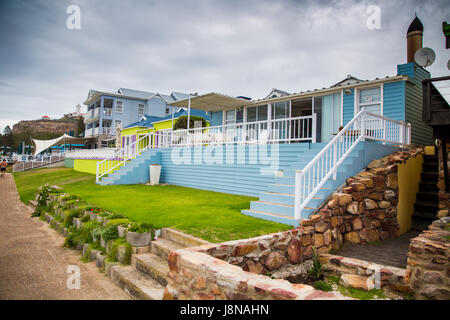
383, 81, 405, 121
342, 89, 355, 125
210, 111, 223, 127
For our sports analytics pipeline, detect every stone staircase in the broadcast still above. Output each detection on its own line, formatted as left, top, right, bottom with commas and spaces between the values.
109, 228, 209, 300
412, 153, 440, 231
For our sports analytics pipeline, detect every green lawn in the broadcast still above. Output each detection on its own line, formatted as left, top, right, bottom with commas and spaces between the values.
13, 168, 291, 242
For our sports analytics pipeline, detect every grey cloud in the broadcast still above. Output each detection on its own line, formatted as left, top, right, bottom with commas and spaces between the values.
0, 0, 449, 132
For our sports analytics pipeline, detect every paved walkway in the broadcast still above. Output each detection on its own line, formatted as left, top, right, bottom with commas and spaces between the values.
335, 231, 420, 268
0, 174, 130, 300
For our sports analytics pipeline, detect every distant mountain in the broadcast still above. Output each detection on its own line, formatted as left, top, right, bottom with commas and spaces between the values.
12, 116, 83, 136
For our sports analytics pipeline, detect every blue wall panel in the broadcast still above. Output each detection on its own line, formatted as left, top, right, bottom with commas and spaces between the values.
342, 89, 354, 125
383, 81, 405, 121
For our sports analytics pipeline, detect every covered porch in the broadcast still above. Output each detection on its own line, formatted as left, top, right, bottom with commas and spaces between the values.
155, 93, 325, 148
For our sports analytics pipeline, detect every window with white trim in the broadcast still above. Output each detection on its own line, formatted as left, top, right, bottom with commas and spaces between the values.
114, 120, 122, 129
358, 87, 381, 115
138, 104, 145, 116
116, 101, 123, 113
165, 107, 171, 115
225, 109, 235, 125
246, 105, 268, 122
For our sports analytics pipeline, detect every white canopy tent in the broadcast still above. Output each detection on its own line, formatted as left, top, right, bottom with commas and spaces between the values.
32, 134, 82, 155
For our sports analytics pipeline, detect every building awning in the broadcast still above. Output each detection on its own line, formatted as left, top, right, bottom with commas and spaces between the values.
168, 92, 252, 112
32, 134, 94, 155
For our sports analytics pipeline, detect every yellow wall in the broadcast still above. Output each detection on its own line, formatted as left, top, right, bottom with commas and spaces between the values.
73, 159, 125, 175
397, 154, 424, 234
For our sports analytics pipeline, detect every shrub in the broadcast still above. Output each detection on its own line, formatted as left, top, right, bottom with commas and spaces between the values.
314, 280, 332, 292
80, 214, 90, 223
106, 218, 130, 227
100, 225, 119, 241
64, 221, 100, 248
173, 115, 207, 130
64, 208, 82, 228
107, 213, 126, 220
308, 246, 324, 281
128, 222, 153, 233
108, 238, 132, 265
32, 184, 59, 217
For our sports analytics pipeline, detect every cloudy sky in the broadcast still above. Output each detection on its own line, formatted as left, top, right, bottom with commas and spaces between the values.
0, 0, 449, 132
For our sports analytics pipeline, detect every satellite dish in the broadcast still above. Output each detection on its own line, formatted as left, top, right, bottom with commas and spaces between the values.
414, 47, 436, 67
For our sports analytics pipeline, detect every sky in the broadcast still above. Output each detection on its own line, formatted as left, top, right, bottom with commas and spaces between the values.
0, 0, 449, 132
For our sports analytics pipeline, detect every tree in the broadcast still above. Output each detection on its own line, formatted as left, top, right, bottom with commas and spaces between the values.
2, 126, 14, 149
3, 125, 11, 136
173, 115, 207, 130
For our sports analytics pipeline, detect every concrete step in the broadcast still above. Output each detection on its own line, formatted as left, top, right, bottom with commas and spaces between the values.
250, 200, 294, 216
160, 228, 210, 247
151, 238, 185, 261
134, 253, 169, 286
242, 209, 300, 227
109, 265, 165, 300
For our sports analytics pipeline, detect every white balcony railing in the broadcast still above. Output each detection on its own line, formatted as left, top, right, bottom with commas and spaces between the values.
96, 115, 316, 182
294, 109, 411, 219
158, 115, 316, 148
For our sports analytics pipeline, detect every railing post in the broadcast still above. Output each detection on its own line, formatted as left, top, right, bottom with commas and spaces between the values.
360, 110, 366, 141
294, 170, 301, 220
333, 142, 337, 180
96, 161, 99, 183
312, 113, 317, 143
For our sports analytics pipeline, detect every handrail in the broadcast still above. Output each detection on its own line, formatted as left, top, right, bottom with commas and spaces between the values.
96, 131, 155, 182
294, 109, 410, 219
12, 153, 65, 173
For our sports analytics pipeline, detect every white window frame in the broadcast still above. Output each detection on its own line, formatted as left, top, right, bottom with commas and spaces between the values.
114, 120, 122, 130
137, 104, 145, 116
116, 100, 124, 114
165, 107, 171, 115
355, 85, 383, 116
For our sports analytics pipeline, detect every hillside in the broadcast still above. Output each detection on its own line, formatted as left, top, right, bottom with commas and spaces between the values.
12, 116, 82, 135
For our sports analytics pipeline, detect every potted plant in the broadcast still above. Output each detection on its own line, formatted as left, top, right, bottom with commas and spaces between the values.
100, 225, 119, 248
126, 222, 153, 247
149, 163, 162, 186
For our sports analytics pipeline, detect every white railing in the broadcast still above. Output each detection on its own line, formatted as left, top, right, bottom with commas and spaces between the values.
65, 148, 116, 159
159, 115, 316, 148
95, 115, 316, 182
96, 132, 156, 182
13, 153, 65, 173
294, 109, 411, 219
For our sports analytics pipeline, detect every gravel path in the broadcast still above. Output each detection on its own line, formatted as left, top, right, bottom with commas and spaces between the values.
0, 173, 130, 300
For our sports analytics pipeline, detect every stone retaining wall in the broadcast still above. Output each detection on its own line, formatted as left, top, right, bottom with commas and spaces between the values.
319, 254, 409, 292
164, 247, 349, 300
405, 217, 450, 300
204, 147, 424, 278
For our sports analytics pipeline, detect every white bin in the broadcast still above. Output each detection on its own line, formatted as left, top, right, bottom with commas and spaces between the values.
149, 164, 161, 185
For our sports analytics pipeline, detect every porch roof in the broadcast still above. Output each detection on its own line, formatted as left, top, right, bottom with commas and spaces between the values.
168, 92, 252, 112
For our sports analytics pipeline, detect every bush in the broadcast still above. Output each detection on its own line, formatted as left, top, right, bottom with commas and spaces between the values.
32, 184, 59, 217
107, 213, 126, 220
308, 247, 324, 281
106, 218, 130, 227
173, 115, 207, 130
100, 225, 119, 241
128, 222, 153, 233
314, 280, 332, 292
108, 238, 132, 265
64, 208, 82, 228
64, 221, 100, 248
